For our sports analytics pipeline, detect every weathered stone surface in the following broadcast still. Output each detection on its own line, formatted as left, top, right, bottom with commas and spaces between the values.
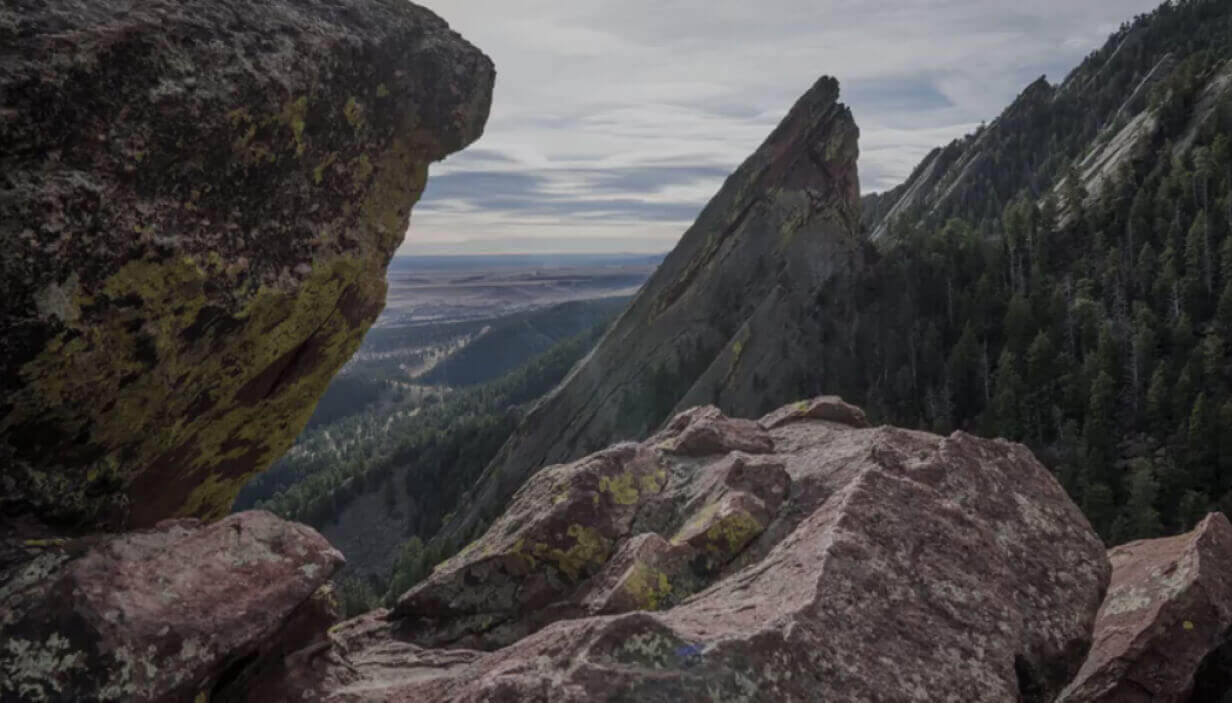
1059, 512, 1232, 702
0, 510, 344, 702
263, 398, 1109, 702
433, 75, 864, 550
0, 0, 494, 533
757, 394, 870, 430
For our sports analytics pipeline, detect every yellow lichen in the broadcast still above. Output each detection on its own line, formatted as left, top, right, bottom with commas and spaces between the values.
376, 83, 390, 98
624, 563, 672, 611
6, 254, 378, 523
343, 96, 365, 130
280, 96, 309, 155
536, 524, 611, 581
313, 152, 339, 184
704, 510, 764, 555
640, 468, 667, 495
599, 472, 640, 505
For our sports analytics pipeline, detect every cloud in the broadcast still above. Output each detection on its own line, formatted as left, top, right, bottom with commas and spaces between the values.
403, 0, 1164, 255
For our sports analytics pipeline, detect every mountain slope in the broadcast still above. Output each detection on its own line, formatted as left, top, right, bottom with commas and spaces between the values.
434, 76, 865, 545
839, 0, 1232, 542
866, 0, 1232, 239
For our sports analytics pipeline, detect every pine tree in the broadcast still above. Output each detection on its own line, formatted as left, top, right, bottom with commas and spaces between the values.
1121, 459, 1164, 541
1147, 364, 1171, 434
1084, 371, 1118, 487
992, 349, 1024, 440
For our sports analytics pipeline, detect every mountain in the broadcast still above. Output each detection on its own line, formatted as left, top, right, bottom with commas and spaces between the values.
431, 75, 866, 547
428, 0, 1232, 557
833, 0, 1232, 542
865, 0, 1232, 240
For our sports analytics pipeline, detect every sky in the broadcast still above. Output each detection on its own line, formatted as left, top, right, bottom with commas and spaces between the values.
401, 0, 1164, 256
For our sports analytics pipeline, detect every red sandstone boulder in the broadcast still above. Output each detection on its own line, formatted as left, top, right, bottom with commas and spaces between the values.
1059, 512, 1232, 702
0, 510, 343, 702
758, 395, 870, 430
265, 398, 1109, 702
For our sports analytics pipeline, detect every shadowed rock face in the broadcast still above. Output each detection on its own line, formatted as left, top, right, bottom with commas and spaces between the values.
1060, 512, 1232, 702
0, 511, 344, 702
435, 75, 866, 550
261, 399, 1110, 702
0, 0, 494, 533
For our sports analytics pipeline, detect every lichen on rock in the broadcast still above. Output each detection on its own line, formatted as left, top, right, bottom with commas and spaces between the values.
263, 398, 1111, 701
0, 0, 494, 533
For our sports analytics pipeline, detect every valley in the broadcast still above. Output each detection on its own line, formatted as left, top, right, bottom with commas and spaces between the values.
232, 254, 658, 604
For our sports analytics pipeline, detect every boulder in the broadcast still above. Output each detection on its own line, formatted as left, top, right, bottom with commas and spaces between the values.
757, 395, 870, 430
0, 511, 344, 702
263, 398, 1110, 702
1059, 512, 1232, 702
0, 0, 494, 533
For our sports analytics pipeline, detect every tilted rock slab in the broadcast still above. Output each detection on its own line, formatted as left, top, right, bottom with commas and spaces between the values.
432, 75, 866, 550
0, 510, 343, 702
262, 399, 1109, 702
0, 0, 493, 533
1059, 512, 1232, 702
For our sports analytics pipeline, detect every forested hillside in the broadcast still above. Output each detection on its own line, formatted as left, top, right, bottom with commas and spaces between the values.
418, 297, 628, 386
842, 0, 1232, 543
235, 324, 608, 529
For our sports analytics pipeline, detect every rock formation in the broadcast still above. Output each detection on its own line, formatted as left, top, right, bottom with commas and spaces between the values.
260, 398, 1110, 702
0, 511, 344, 702
0, 0, 494, 534
1060, 512, 1232, 702
434, 75, 866, 550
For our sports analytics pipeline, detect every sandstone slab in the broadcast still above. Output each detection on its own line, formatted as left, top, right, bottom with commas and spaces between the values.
0, 510, 344, 702
264, 399, 1109, 702
1059, 512, 1232, 702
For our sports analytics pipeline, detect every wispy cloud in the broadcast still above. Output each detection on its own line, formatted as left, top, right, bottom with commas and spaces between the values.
404, 0, 1162, 255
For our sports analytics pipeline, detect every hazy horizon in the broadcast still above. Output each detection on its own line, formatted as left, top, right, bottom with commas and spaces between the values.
402, 0, 1162, 256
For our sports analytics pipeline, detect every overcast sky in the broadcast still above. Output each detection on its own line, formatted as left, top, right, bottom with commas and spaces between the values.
401, 0, 1163, 255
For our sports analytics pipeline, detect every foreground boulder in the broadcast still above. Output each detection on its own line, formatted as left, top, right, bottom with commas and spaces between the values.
0, 511, 343, 702
262, 399, 1109, 701
0, 0, 494, 534
1060, 512, 1232, 702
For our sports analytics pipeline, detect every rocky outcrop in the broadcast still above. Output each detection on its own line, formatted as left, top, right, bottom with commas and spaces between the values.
0, 0, 494, 534
262, 399, 1110, 701
865, 77, 1055, 240
0, 511, 343, 702
434, 75, 865, 550
1059, 512, 1232, 702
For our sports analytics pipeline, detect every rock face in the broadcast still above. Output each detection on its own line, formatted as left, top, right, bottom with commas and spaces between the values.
1059, 512, 1232, 702
435, 75, 865, 550
0, 510, 344, 702
0, 0, 494, 533
263, 399, 1110, 702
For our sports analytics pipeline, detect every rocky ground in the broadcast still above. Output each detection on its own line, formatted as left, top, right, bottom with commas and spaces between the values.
3, 1, 1232, 701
